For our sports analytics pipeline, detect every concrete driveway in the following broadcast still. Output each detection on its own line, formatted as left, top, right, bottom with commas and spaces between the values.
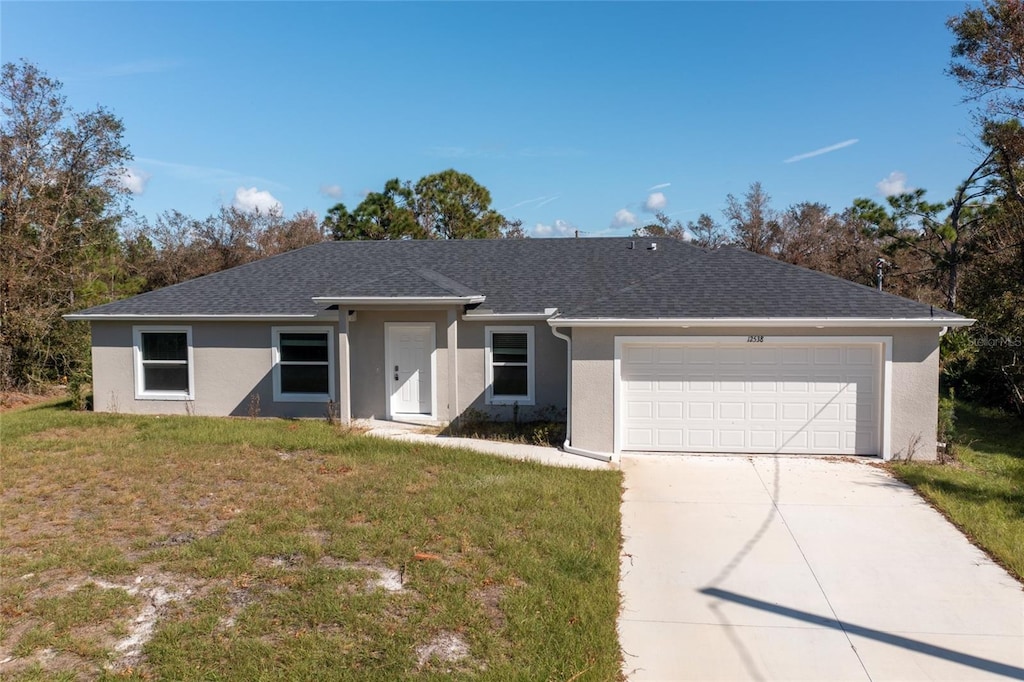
618, 455, 1024, 681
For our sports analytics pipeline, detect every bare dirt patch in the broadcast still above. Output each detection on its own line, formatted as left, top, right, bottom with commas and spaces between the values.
0, 387, 66, 412
415, 630, 470, 669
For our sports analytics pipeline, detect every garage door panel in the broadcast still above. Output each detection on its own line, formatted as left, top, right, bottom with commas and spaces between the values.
719, 377, 745, 391
750, 403, 776, 420
687, 402, 714, 419
781, 378, 809, 392
719, 402, 745, 420
719, 430, 745, 448
781, 402, 809, 421
657, 402, 683, 419
750, 430, 777, 449
847, 347, 875, 365
657, 429, 684, 447
620, 341, 881, 455
749, 347, 779, 364
782, 348, 810, 364
687, 430, 714, 447
626, 401, 653, 419
625, 345, 655, 364
813, 431, 842, 449
815, 347, 843, 364
814, 402, 842, 421
656, 346, 684, 363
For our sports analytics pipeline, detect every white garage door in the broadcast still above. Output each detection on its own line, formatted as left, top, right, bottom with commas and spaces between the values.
620, 341, 881, 455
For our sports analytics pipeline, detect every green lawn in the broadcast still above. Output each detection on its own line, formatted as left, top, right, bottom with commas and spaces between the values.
0, 401, 624, 681
890, 401, 1024, 581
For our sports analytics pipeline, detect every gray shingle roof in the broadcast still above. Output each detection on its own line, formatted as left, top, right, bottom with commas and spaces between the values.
69, 238, 963, 321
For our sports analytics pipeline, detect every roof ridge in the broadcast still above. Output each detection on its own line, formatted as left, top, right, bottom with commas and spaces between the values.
412, 268, 481, 297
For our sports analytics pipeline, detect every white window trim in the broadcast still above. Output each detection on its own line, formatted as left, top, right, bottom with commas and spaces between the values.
485, 325, 535, 406
133, 325, 195, 401
272, 326, 336, 403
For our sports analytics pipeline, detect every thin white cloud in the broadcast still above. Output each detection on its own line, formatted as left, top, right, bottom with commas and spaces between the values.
612, 208, 637, 227
784, 138, 859, 163
136, 157, 288, 191
232, 186, 282, 214
501, 195, 559, 211
644, 192, 667, 212
647, 182, 671, 191
118, 167, 151, 195
876, 171, 909, 197
532, 219, 575, 238
319, 184, 343, 199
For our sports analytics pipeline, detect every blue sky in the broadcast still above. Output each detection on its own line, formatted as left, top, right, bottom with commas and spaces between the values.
4, 1, 981, 237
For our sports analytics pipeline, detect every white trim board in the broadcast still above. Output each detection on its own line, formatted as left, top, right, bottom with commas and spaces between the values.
132, 325, 195, 401
271, 326, 337, 403
554, 317, 972, 329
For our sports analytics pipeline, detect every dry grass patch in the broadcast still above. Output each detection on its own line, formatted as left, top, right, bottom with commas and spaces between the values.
1, 402, 623, 680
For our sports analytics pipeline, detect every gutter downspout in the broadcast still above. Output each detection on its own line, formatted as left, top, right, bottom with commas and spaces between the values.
549, 326, 613, 462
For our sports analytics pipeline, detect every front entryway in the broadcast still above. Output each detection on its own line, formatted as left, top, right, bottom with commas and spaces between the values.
386, 323, 434, 418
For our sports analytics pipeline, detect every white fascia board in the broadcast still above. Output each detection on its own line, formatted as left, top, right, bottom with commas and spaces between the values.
463, 308, 558, 322
312, 295, 486, 306
63, 313, 323, 322
549, 317, 975, 329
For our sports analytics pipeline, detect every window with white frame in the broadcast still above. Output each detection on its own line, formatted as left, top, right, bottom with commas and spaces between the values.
133, 326, 194, 400
272, 327, 335, 402
485, 326, 535, 405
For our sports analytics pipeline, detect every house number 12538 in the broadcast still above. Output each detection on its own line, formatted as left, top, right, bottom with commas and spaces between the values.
747, 335, 765, 343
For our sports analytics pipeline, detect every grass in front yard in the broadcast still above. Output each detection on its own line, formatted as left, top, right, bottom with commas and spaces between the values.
1, 402, 623, 681
889, 401, 1024, 581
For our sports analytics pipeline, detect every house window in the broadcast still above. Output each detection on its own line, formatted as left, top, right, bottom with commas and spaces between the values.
133, 326, 194, 400
272, 327, 335, 402
485, 326, 535, 405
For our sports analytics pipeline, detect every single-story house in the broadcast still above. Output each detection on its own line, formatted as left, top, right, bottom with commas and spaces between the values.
65, 237, 972, 461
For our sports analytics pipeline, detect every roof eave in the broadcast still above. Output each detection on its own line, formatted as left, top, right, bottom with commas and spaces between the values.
62, 313, 326, 322
548, 317, 976, 329
463, 308, 558, 322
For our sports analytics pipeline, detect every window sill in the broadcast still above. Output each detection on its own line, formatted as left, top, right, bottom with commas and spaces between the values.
274, 393, 334, 403
135, 392, 194, 401
486, 397, 535, 406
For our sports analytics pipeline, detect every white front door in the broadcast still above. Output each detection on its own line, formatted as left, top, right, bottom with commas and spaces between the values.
387, 323, 434, 417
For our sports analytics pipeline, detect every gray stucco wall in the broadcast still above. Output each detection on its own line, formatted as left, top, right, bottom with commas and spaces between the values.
565, 325, 942, 460
456, 320, 568, 421
91, 320, 340, 418
90, 315, 570, 424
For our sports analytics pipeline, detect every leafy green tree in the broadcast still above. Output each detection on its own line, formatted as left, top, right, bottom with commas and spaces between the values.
0, 61, 133, 388
413, 169, 505, 239
323, 178, 423, 241
948, 0, 1024, 120
851, 151, 999, 312
325, 170, 508, 240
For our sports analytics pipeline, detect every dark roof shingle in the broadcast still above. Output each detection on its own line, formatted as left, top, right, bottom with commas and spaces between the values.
69, 238, 962, 321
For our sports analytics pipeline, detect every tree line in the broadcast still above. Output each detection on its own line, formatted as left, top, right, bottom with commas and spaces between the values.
1, 1, 1021, 414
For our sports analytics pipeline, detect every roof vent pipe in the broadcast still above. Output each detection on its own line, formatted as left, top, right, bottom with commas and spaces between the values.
628, 241, 635, 250
648, 242, 657, 251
